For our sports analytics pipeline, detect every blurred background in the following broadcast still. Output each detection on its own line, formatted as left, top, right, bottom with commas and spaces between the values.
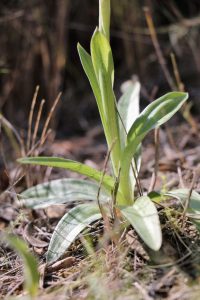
1, 0, 200, 138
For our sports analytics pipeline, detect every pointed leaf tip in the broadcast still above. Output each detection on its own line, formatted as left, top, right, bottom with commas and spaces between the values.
120, 196, 162, 251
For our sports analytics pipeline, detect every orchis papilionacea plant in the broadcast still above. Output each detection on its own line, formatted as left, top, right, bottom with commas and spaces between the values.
18, 0, 197, 264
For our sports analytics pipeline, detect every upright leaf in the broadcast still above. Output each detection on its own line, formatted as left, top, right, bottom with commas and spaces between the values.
118, 81, 141, 197
47, 203, 102, 263
77, 44, 106, 130
20, 178, 110, 209
120, 196, 162, 251
119, 92, 188, 203
118, 81, 140, 148
91, 30, 120, 175
91, 29, 114, 84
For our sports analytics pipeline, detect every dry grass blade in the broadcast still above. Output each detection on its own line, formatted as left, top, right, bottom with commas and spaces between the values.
170, 53, 184, 92
0, 114, 25, 156
182, 171, 197, 224
144, 7, 176, 90
27, 85, 39, 152
31, 99, 45, 149
171, 53, 198, 133
40, 92, 62, 147
97, 139, 115, 226
134, 281, 153, 300
148, 128, 160, 193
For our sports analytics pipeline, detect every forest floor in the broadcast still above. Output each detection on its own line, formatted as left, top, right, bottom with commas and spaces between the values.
1, 120, 200, 300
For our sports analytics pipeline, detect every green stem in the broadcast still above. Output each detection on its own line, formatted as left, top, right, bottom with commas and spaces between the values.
118, 145, 139, 206
99, 0, 111, 41
99, 72, 121, 176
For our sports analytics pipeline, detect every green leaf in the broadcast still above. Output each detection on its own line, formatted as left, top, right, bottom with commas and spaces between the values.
118, 81, 141, 197
164, 188, 200, 212
78, 42, 120, 177
91, 29, 114, 84
5, 235, 39, 297
128, 92, 188, 142
20, 178, 110, 209
18, 157, 115, 194
148, 191, 164, 203
78, 37, 120, 175
120, 196, 162, 251
164, 188, 200, 233
119, 92, 188, 203
90, 30, 120, 175
47, 203, 102, 263
118, 81, 140, 148
77, 43, 106, 129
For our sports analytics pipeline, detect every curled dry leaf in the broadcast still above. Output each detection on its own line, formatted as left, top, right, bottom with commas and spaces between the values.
47, 257, 76, 272
23, 222, 48, 248
39, 257, 76, 287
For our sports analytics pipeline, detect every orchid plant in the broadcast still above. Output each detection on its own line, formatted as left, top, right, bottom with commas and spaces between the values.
18, 0, 196, 264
